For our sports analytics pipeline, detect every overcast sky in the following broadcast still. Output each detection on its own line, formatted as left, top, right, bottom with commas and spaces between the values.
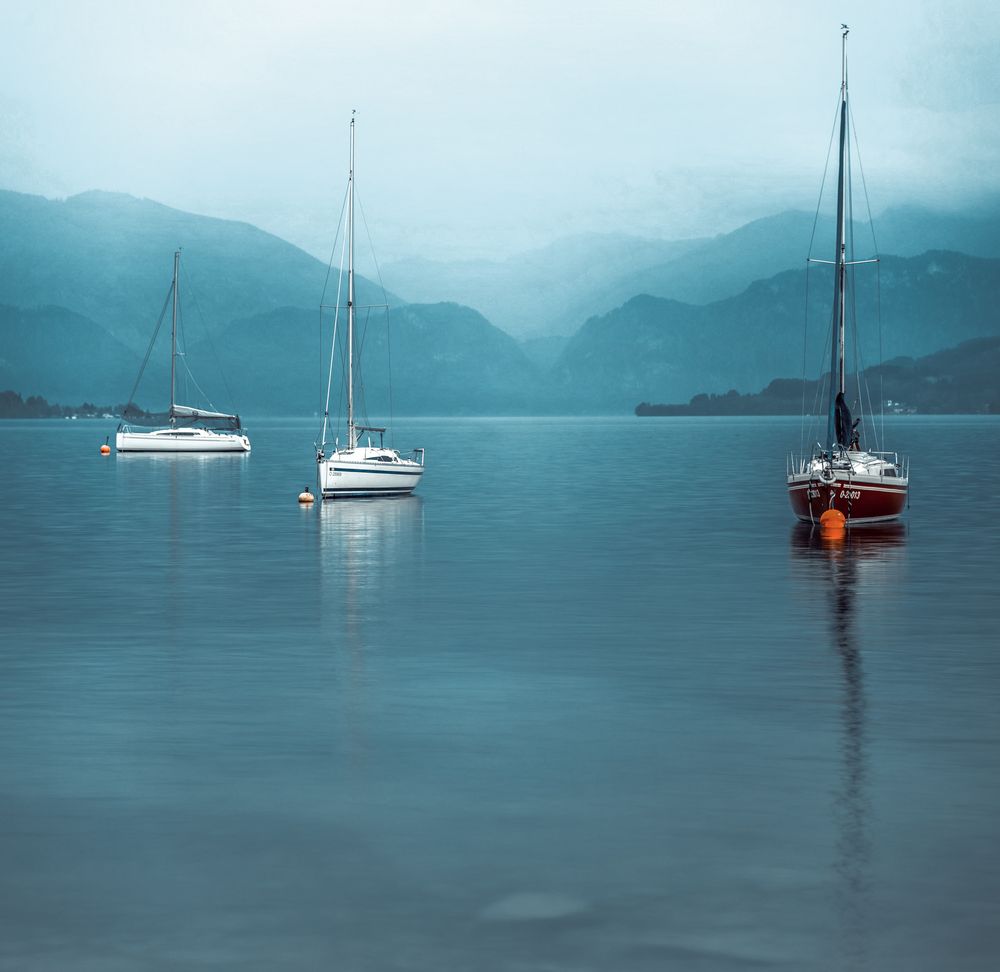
3, 1, 999, 261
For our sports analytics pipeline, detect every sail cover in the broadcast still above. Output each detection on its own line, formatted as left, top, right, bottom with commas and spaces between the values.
834, 392, 852, 448
171, 404, 241, 430
121, 403, 241, 431
171, 404, 239, 422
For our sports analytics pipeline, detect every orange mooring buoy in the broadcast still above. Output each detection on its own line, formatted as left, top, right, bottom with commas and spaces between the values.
819, 508, 846, 533
298, 485, 315, 504
100, 437, 111, 455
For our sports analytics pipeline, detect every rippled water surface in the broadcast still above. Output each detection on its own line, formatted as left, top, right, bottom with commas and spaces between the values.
1, 416, 998, 970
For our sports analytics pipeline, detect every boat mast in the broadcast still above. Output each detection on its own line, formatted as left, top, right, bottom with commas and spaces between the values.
827, 26, 849, 451
170, 248, 180, 424
347, 111, 356, 450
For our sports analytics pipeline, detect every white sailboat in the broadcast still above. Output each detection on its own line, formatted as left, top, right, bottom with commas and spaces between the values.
315, 114, 425, 498
116, 250, 251, 453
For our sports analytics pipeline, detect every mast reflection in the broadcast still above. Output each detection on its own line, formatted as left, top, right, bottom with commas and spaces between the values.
115, 450, 248, 619
316, 497, 424, 761
790, 522, 906, 968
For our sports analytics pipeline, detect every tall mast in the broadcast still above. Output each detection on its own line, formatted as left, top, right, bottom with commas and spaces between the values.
170, 248, 180, 422
347, 111, 356, 450
827, 26, 849, 450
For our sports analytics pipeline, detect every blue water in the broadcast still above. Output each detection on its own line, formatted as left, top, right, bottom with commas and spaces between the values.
1, 415, 998, 970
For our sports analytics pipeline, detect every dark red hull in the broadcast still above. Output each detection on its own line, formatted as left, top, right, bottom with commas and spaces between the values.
788, 474, 907, 523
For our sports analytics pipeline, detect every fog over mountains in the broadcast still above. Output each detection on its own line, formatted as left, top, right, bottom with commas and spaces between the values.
381, 204, 1000, 340
2, 188, 999, 415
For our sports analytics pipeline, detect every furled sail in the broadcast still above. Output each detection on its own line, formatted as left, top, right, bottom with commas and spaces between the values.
171, 404, 239, 422
834, 392, 852, 449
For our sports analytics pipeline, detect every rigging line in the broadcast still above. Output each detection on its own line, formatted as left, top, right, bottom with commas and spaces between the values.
845, 107, 867, 439
849, 107, 880, 258
801, 262, 812, 458
850, 280, 879, 455
319, 186, 349, 444
320, 185, 351, 309
179, 303, 194, 406
332, 316, 347, 444
176, 286, 219, 413
850, 103, 887, 449
807, 92, 845, 259
321, 210, 350, 450
123, 283, 174, 416
813, 300, 836, 431
178, 299, 195, 407
357, 194, 396, 444
356, 195, 391, 303
846, 147, 871, 448
336, 329, 345, 443
386, 306, 395, 448
176, 292, 187, 405
846, 136, 861, 402
180, 259, 235, 413
801, 91, 845, 456
877, 261, 885, 449
354, 306, 372, 429
318, 183, 349, 442
318, 306, 340, 448
318, 307, 323, 433
179, 356, 217, 411
846, 129, 880, 453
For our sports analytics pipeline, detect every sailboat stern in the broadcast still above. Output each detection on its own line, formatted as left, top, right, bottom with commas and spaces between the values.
317, 446, 424, 498
787, 452, 908, 524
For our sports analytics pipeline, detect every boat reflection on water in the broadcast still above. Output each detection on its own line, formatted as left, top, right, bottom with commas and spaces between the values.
116, 450, 248, 598
317, 495, 424, 600
115, 450, 250, 465
790, 522, 907, 968
316, 496, 424, 758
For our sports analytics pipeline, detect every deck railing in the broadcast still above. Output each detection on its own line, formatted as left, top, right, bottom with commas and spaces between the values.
787, 451, 908, 479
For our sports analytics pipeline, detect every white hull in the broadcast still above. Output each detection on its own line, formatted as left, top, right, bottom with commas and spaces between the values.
116, 427, 251, 453
318, 447, 423, 498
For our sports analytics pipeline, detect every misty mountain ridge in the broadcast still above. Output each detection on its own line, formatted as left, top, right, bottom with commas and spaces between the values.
0, 304, 146, 407
7, 249, 998, 416
548, 249, 1000, 413
381, 199, 1000, 341
621, 201, 1000, 306
382, 231, 706, 341
186, 302, 539, 417
0, 189, 394, 352
2, 188, 999, 415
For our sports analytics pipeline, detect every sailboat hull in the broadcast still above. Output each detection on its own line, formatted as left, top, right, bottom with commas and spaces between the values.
318, 450, 423, 498
787, 472, 907, 523
116, 428, 251, 453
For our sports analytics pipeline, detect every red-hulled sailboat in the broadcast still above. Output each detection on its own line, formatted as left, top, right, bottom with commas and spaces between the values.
787, 26, 909, 525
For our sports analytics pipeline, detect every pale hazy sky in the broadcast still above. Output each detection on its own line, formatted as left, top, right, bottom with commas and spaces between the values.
3, 0, 999, 261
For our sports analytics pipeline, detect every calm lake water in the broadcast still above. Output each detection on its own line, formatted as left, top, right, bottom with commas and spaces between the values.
1, 415, 998, 971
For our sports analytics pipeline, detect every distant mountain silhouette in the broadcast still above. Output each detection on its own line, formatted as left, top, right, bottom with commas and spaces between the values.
0, 189, 392, 351
611, 204, 1000, 309
381, 232, 705, 340
381, 202, 1000, 340
549, 251, 1000, 412
2, 189, 999, 415
0, 304, 149, 405
188, 302, 539, 416
636, 336, 1000, 415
